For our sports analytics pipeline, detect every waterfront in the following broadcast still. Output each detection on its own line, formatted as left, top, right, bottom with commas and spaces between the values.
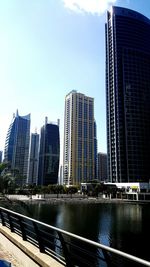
26, 200, 150, 264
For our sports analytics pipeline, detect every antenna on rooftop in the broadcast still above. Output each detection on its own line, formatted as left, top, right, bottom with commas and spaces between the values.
16, 109, 19, 117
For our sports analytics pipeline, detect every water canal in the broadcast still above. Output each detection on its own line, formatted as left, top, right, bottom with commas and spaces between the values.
27, 201, 150, 264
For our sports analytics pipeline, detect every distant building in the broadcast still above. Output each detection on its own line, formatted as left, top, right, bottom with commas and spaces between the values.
98, 153, 107, 182
94, 121, 98, 179
59, 165, 63, 185
106, 6, 150, 182
27, 132, 39, 185
0, 151, 2, 163
104, 182, 150, 194
4, 110, 30, 184
38, 117, 60, 186
63, 90, 96, 185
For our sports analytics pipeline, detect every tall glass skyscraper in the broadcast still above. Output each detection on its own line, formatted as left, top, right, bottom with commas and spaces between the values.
27, 132, 39, 185
63, 90, 96, 185
4, 110, 30, 184
106, 6, 150, 183
38, 118, 60, 186
94, 121, 98, 179
0, 151, 2, 163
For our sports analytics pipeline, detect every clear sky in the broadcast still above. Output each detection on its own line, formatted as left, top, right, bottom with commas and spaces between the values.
1, 0, 150, 164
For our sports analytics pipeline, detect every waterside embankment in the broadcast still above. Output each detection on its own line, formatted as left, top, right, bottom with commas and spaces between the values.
2, 194, 150, 204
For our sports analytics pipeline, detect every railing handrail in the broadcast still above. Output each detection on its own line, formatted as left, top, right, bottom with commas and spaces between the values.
0, 206, 150, 266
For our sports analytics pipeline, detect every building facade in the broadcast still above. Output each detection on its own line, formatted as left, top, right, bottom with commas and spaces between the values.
106, 6, 150, 182
59, 165, 63, 185
0, 151, 2, 163
38, 118, 60, 186
63, 90, 96, 185
98, 152, 107, 182
4, 110, 30, 184
27, 132, 39, 185
94, 121, 98, 180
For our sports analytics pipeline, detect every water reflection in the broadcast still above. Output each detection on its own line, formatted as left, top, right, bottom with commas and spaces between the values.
28, 202, 150, 264
98, 205, 113, 247
54, 203, 101, 239
110, 204, 142, 251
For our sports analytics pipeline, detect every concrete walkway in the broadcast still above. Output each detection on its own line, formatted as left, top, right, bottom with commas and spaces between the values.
0, 225, 65, 267
0, 243, 20, 266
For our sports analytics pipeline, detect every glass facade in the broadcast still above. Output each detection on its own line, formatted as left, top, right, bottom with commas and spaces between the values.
4, 111, 30, 184
106, 7, 150, 182
38, 121, 60, 186
27, 133, 39, 185
94, 121, 98, 179
98, 153, 107, 182
0, 151, 2, 163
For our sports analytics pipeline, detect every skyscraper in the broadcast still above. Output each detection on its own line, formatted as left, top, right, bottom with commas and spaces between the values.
94, 121, 98, 179
27, 132, 39, 185
106, 6, 150, 183
4, 110, 30, 184
98, 153, 107, 182
59, 165, 63, 185
38, 117, 60, 186
0, 151, 2, 163
63, 90, 96, 185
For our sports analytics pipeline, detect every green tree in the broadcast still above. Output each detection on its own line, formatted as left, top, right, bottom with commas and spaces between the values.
54, 185, 65, 198
66, 186, 78, 198
0, 163, 17, 194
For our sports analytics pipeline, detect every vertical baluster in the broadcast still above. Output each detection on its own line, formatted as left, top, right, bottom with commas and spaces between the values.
32, 222, 45, 253
57, 232, 73, 267
18, 216, 27, 241
0, 210, 6, 226
8, 213, 14, 232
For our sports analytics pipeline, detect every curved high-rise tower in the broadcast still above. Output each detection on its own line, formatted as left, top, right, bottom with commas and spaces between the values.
106, 7, 150, 182
4, 110, 30, 184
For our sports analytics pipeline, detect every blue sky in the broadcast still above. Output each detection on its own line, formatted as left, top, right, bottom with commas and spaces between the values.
1, 0, 150, 164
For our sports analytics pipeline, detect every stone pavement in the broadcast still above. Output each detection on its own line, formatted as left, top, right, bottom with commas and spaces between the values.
0, 226, 64, 267
0, 243, 20, 266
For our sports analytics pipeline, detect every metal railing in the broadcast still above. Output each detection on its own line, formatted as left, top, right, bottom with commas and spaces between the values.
0, 206, 150, 267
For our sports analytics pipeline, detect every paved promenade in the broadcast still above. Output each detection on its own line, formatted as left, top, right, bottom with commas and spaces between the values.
0, 243, 20, 266
0, 224, 64, 267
